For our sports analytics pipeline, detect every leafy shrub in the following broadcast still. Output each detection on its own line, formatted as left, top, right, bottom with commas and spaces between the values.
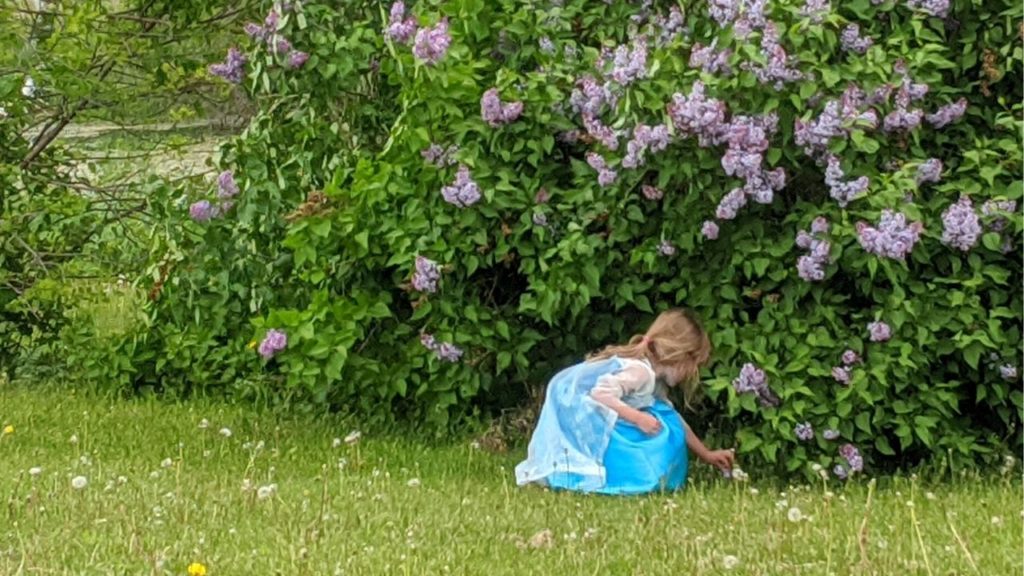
114, 0, 1021, 474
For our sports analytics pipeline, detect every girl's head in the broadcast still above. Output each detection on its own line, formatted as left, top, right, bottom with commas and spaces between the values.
589, 308, 712, 401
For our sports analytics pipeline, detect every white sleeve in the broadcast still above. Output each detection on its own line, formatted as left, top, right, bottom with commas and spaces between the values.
590, 361, 656, 408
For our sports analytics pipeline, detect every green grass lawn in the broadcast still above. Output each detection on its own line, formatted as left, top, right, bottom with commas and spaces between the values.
0, 384, 1020, 575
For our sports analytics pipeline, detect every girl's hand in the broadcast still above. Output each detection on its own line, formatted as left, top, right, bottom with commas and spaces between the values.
702, 448, 736, 472
634, 413, 663, 436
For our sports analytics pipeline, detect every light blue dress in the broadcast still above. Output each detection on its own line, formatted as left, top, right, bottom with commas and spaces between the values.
514, 356, 689, 495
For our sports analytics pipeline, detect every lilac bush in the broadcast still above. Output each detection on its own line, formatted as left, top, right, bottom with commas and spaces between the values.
258, 329, 288, 359
868, 321, 892, 343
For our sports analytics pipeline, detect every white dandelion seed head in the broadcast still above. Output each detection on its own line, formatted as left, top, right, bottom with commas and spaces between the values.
787, 507, 804, 522
160, 458, 173, 468
749, 488, 760, 495
344, 430, 362, 445
219, 427, 232, 437
257, 483, 277, 500
407, 478, 421, 488
69, 434, 79, 444
71, 475, 88, 490
722, 555, 740, 570
332, 438, 342, 448
29, 467, 42, 477
198, 418, 210, 429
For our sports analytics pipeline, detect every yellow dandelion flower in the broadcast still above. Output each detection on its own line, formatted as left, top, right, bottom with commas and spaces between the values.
2, 425, 13, 435
187, 562, 207, 576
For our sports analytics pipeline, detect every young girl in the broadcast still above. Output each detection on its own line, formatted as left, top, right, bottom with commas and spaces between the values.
515, 308, 734, 494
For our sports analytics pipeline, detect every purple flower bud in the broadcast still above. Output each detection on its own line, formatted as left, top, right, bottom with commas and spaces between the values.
823, 429, 840, 440
539, 37, 555, 54
258, 329, 288, 359
420, 332, 439, 351
532, 212, 548, 227
690, 40, 732, 74
702, 220, 720, 240
608, 38, 648, 86
273, 37, 293, 55
841, 349, 860, 365
825, 156, 869, 207
907, 0, 950, 18
658, 240, 676, 256
586, 152, 618, 187
733, 362, 779, 407
941, 195, 981, 252
244, 22, 267, 41
867, 321, 891, 342
833, 464, 848, 479
534, 188, 551, 204
412, 18, 451, 66
480, 88, 524, 127
264, 9, 280, 32
795, 422, 814, 441
668, 81, 728, 148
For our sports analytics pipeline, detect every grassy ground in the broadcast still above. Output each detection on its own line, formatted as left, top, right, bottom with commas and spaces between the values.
0, 384, 1020, 576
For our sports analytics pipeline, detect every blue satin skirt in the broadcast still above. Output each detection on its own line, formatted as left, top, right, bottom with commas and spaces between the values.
546, 399, 689, 495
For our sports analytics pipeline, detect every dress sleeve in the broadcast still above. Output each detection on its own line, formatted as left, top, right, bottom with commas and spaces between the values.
590, 360, 656, 409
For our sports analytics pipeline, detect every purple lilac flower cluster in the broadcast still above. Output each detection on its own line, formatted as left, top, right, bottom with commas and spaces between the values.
480, 88, 524, 127
702, 220, 720, 240
570, 75, 620, 150
586, 152, 618, 187
839, 443, 864, 472
689, 40, 733, 75
795, 422, 814, 441
741, 23, 805, 90
412, 18, 451, 66
440, 165, 481, 207
824, 155, 869, 207
241, 9, 308, 70
420, 333, 463, 362
940, 195, 981, 252
607, 38, 649, 86
832, 348, 861, 384
622, 124, 670, 168
915, 158, 942, 185
258, 329, 288, 359
651, 6, 685, 46
823, 429, 840, 440
867, 320, 891, 342
795, 216, 831, 281
883, 69, 929, 133
925, 98, 967, 128
1000, 364, 1019, 382
906, 0, 950, 18
721, 114, 785, 205
856, 210, 923, 260
385, 1, 417, 43
981, 199, 1017, 233
538, 37, 556, 54
412, 256, 441, 293
208, 48, 247, 84
667, 81, 728, 148
190, 170, 241, 222
794, 86, 878, 159
421, 143, 459, 167
658, 240, 676, 256
799, 0, 830, 23
732, 363, 780, 408
840, 24, 873, 54
641, 185, 663, 201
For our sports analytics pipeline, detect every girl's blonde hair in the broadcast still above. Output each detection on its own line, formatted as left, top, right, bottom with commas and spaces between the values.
587, 308, 712, 404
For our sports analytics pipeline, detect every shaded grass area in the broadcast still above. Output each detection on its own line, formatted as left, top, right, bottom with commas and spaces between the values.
0, 384, 1020, 575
